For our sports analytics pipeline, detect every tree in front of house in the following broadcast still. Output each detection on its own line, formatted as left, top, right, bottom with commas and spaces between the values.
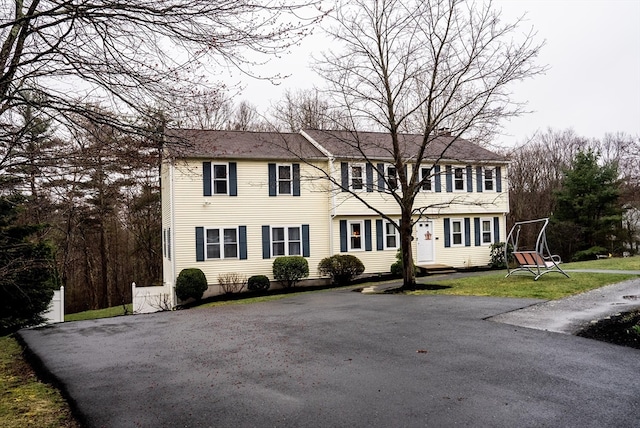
0, 194, 57, 334
551, 149, 622, 260
311, 0, 545, 288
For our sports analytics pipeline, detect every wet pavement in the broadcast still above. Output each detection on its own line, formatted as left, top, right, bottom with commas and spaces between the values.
18, 282, 640, 428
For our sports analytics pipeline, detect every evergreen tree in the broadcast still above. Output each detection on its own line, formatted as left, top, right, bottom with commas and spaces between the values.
0, 194, 57, 334
552, 149, 622, 259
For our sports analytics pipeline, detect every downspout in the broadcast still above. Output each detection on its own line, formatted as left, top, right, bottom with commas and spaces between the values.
169, 159, 177, 308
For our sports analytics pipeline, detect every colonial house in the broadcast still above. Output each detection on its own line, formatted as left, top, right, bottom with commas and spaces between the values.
145, 129, 508, 311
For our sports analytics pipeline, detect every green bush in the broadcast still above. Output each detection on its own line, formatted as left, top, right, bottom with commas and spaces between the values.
272, 256, 309, 288
490, 242, 513, 268
247, 275, 270, 291
572, 246, 609, 262
318, 254, 365, 285
175, 268, 208, 301
390, 249, 418, 277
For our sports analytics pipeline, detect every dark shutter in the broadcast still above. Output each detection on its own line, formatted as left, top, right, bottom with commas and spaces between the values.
268, 164, 276, 196
445, 165, 453, 192
293, 163, 301, 196
434, 165, 441, 193
229, 162, 237, 196
366, 163, 374, 192
444, 219, 451, 248
340, 220, 347, 252
196, 227, 205, 261
341, 162, 349, 191
496, 167, 502, 192
262, 226, 270, 259
466, 166, 473, 192
239, 226, 247, 259
476, 166, 483, 192
302, 224, 310, 257
168, 228, 171, 261
494, 217, 500, 243
203, 162, 212, 196
376, 219, 384, 250
464, 218, 471, 247
474, 217, 481, 246
377, 163, 385, 192
365, 220, 372, 251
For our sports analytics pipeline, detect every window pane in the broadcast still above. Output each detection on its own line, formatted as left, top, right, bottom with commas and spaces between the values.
485, 169, 493, 180
278, 165, 291, 180
206, 229, 219, 244
207, 244, 220, 259
453, 234, 462, 245
288, 227, 300, 241
289, 242, 301, 255
352, 166, 363, 189
278, 181, 291, 194
351, 223, 361, 236
453, 222, 461, 233
214, 180, 227, 194
224, 243, 237, 258
273, 242, 285, 256
454, 168, 463, 179
214, 165, 227, 179
483, 232, 492, 243
224, 229, 237, 244
387, 166, 397, 189
385, 223, 395, 235
421, 168, 431, 191
351, 236, 362, 249
386, 236, 396, 248
272, 227, 285, 242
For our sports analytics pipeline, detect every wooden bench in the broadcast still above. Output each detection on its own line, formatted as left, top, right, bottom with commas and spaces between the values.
508, 250, 569, 281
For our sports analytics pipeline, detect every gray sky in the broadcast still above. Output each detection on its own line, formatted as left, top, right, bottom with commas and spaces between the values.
237, 0, 640, 146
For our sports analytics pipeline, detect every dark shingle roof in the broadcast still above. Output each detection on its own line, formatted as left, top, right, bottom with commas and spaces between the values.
302, 129, 506, 163
164, 129, 326, 160
164, 128, 506, 163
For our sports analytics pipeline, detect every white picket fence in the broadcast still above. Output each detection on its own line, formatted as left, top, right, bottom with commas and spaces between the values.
132, 282, 174, 314
43, 286, 64, 323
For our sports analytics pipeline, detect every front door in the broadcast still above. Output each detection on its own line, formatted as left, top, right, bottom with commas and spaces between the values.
416, 221, 435, 264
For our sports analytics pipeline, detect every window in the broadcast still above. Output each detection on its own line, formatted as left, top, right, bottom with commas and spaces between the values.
484, 168, 495, 191
454, 167, 465, 191
451, 219, 463, 246
387, 165, 398, 190
277, 164, 292, 195
272, 226, 302, 256
481, 218, 493, 245
349, 221, 363, 251
213, 164, 228, 194
206, 227, 238, 259
351, 164, 364, 190
420, 167, 433, 191
384, 221, 398, 249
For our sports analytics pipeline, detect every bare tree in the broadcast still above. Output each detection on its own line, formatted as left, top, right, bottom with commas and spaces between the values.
313, 0, 545, 288
270, 88, 337, 131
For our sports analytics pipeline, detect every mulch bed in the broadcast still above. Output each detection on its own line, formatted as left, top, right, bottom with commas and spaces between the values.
576, 309, 640, 349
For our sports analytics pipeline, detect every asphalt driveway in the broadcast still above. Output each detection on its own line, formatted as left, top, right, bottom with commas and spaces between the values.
19, 289, 640, 427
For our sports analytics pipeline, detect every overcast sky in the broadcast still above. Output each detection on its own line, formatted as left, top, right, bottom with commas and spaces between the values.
235, 0, 640, 146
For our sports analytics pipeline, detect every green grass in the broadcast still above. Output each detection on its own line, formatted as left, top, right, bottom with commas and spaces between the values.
0, 336, 78, 428
409, 272, 637, 300
64, 304, 132, 322
562, 255, 640, 271
196, 287, 355, 309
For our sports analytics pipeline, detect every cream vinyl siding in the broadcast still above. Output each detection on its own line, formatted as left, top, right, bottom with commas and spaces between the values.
161, 158, 174, 285
170, 159, 331, 284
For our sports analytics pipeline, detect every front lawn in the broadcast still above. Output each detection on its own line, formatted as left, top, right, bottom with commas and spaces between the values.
408, 272, 637, 300
562, 255, 639, 271
64, 304, 132, 322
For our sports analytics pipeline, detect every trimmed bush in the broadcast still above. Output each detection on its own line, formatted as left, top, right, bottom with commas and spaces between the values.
318, 254, 365, 285
390, 249, 418, 277
175, 268, 208, 301
247, 275, 271, 291
273, 256, 309, 288
573, 246, 609, 262
490, 242, 513, 268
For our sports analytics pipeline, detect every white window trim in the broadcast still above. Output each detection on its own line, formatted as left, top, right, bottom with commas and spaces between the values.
348, 220, 365, 252
205, 226, 239, 260
212, 163, 229, 195
450, 218, 465, 247
271, 225, 302, 257
480, 217, 494, 246
386, 164, 400, 191
349, 162, 366, 192
453, 166, 466, 192
384, 221, 399, 250
420, 166, 434, 192
276, 163, 293, 195
483, 167, 495, 192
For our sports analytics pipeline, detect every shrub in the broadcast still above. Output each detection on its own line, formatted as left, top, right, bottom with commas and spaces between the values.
572, 246, 609, 262
490, 242, 513, 268
175, 268, 208, 301
272, 256, 309, 288
247, 275, 271, 291
318, 254, 365, 285
390, 249, 418, 277
217, 272, 247, 294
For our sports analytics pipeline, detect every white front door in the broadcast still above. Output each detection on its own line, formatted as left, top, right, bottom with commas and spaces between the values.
416, 221, 435, 264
